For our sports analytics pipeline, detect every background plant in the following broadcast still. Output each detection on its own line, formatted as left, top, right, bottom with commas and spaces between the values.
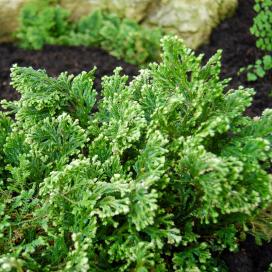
15, 2, 162, 65
240, 0, 272, 81
15, 1, 70, 50
0, 36, 272, 271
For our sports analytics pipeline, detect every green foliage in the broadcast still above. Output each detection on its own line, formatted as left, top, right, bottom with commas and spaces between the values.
1, 36, 272, 271
240, 54, 272, 81
75, 10, 162, 65
15, 3, 163, 65
251, 0, 272, 52
249, 204, 272, 245
240, 0, 272, 81
16, 3, 70, 50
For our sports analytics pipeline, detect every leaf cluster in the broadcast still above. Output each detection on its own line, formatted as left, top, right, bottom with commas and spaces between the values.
0, 36, 272, 271
251, 0, 272, 52
240, 0, 272, 81
15, 3, 162, 65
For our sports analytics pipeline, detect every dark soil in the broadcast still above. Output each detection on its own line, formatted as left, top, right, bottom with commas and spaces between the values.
0, 0, 271, 271
222, 236, 272, 272
0, 45, 139, 102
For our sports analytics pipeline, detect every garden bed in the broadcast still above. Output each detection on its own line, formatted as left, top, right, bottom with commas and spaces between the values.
0, 0, 271, 271
0, 45, 138, 103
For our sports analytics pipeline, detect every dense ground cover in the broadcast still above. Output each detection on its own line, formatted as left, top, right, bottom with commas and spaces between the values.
1, 34, 272, 272
0, 0, 272, 271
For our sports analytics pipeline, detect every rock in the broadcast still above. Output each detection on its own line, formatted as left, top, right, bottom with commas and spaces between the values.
0, 0, 238, 49
0, 0, 30, 42
60, 0, 152, 22
219, 0, 238, 20
145, 0, 238, 49
98, 0, 153, 22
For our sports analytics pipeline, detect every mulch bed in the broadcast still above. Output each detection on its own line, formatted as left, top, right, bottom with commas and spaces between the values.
0, 0, 271, 271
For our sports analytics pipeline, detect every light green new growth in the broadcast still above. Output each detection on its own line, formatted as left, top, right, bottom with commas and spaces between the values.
0, 36, 272, 271
15, 3, 163, 65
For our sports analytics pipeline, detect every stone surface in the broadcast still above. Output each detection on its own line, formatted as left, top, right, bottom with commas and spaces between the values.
0, 0, 30, 42
60, 0, 153, 21
96, 0, 153, 22
145, 0, 238, 49
0, 0, 238, 49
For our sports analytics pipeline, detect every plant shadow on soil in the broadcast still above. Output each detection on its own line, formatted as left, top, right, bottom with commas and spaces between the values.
0, 0, 271, 271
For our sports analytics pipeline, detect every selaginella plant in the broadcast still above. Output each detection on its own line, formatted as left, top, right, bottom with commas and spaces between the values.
15, 2, 162, 65
0, 36, 272, 271
240, 0, 272, 81
15, 0, 70, 50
